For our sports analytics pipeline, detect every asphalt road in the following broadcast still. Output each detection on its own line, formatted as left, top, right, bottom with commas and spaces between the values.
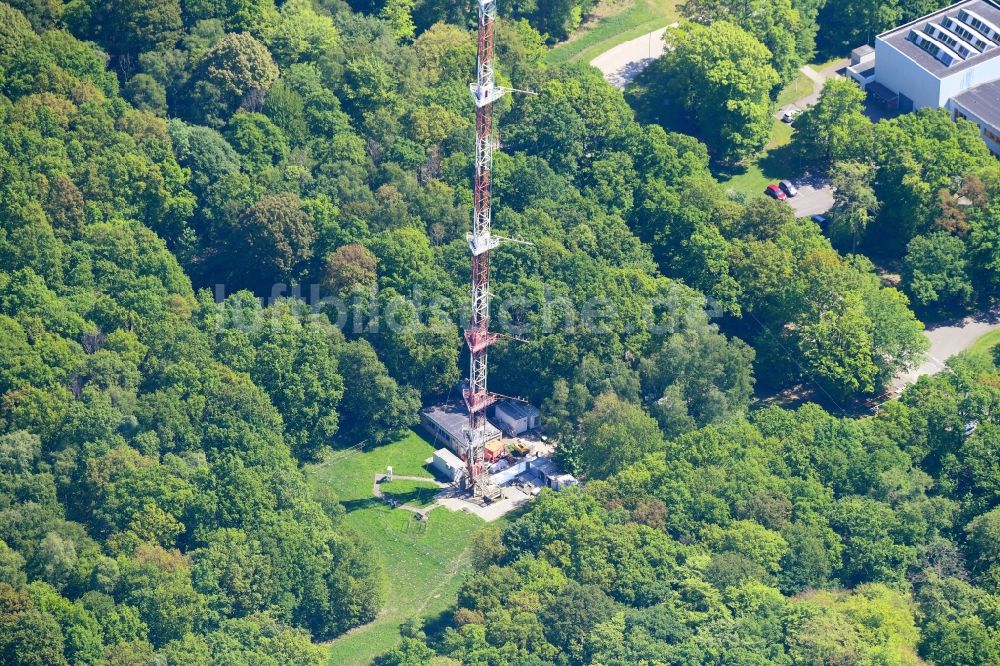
589, 26, 670, 89
893, 311, 1000, 391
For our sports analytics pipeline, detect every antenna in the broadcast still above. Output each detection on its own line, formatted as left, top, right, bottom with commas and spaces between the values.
462, 0, 531, 498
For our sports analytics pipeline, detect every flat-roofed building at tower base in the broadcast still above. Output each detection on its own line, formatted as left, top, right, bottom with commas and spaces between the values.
420, 402, 501, 458
493, 400, 540, 436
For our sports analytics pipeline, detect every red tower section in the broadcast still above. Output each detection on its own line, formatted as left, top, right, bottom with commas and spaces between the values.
464, 0, 504, 494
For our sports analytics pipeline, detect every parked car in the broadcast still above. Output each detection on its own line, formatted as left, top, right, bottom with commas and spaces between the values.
779, 179, 798, 197
765, 184, 787, 201
781, 108, 799, 123
811, 214, 829, 229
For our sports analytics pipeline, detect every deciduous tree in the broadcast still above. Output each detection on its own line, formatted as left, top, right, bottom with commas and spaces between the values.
185, 32, 279, 127
903, 232, 974, 314
629, 21, 778, 163
793, 78, 873, 165
229, 193, 315, 288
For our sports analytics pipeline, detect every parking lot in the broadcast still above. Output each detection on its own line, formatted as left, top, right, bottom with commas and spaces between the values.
764, 175, 834, 218
768, 61, 842, 218
787, 181, 834, 217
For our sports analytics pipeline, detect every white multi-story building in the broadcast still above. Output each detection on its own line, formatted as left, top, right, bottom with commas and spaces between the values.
847, 0, 1000, 155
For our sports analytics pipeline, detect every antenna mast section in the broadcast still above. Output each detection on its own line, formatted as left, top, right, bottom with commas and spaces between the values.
463, 0, 505, 498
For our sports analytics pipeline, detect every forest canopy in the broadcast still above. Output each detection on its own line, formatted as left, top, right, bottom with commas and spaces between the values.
0, 0, 997, 663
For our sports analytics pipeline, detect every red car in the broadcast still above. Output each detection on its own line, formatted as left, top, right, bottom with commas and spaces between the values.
765, 184, 787, 201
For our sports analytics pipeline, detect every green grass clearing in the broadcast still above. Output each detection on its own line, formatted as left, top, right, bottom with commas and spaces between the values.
307, 430, 490, 666
716, 160, 774, 199
776, 70, 815, 108
769, 117, 793, 149
812, 54, 850, 72
716, 137, 800, 198
716, 71, 815, 197
380, 479, 441, 507
963, 328, 1000, 367
545, 0, 680, 65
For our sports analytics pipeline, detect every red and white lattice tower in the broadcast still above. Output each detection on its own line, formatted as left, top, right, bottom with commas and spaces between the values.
463, 0, 504, 496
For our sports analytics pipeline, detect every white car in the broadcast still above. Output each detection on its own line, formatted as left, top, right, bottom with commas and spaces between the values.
781, 109, 800, 123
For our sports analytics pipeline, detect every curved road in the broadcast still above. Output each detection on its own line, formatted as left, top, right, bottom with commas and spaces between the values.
893, 311, 1000, 391
589, 26, 671, 89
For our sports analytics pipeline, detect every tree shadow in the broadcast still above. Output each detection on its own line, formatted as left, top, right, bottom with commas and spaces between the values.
421, 607, 456, 643
712, 162, 751, 184
340, 496, 389, 513
757, 143, 801, 180
609, 57, 658, 89
711, 142, 804, 191
381, 486, 440, 508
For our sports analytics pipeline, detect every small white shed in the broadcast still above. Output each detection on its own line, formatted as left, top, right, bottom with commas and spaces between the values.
431, 448, 465, 482
494, 401, 540, 435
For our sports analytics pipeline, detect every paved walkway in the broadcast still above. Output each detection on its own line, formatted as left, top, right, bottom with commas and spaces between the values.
371, 473, 447, 519
800, 65, 823, 84
589, 25, 674, 89
777, 59, 849, 119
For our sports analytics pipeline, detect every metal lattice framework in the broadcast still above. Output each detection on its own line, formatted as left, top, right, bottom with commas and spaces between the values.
463, 0, 505, 495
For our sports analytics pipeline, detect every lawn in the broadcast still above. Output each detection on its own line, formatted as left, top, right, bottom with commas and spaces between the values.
812, 54, 850, 72
715, 72, 814, 198
307, 430, 490, 666
545, 0, 680, 65
716, 160, 774, 199
715, 128, 800, 198
964, 328, 1000, 367
776, 70, 815, 108
380, 479, 441, 507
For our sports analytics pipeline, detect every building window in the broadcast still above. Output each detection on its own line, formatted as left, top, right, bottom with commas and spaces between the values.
943, 17, 989, 51
908, 30, 957, 65
958, 8, 1000, 44
926, 24, 973, 58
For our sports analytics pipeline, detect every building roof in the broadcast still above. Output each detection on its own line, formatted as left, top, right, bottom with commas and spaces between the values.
878, 0, 1000, 78
496, 400, 540, 420
422, 402, 500, 445
433, 447, 464, 469
852, 44, 875, 57
849, 64, 876, 78
485, 440, 506, 454
529, 456, 560, 477
953, 77, 1000, 127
